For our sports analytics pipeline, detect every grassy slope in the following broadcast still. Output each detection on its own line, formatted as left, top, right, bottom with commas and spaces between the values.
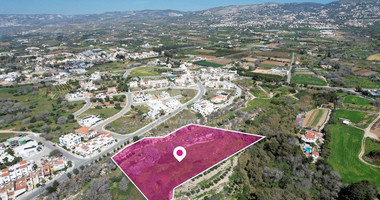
290, 75, 327, 86
335, 109, 376, 128
327, 124, 380, 186
242, 98, 270, 112
343, 95, 372, 106
363, 138, 380, 166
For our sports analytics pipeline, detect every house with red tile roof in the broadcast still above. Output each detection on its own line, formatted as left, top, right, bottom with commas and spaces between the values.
75, 126, 97, 139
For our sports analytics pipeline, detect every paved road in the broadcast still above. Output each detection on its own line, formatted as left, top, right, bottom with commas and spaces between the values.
287, 52, 295, 84
91, 93, 133, 138
72, 98, 92, 119
17, 78, 205, 200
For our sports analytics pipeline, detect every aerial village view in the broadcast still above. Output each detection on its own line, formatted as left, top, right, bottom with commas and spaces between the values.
0, 0, 379, 199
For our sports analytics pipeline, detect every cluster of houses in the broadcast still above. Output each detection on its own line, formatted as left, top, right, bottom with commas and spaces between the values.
129, 79, 170, 89
199, 68, 237, 89
67, 91, 93, 100
132, 91, 182, 119
132, 91, 171, 103
191, 100, 216, 116
0, 157, 67, 200
59, 127, 115, 157
146, 99, 182, 119
173, 75, 196, 87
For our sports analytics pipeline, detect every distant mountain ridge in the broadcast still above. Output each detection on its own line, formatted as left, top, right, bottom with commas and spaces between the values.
0, 0, 379, 30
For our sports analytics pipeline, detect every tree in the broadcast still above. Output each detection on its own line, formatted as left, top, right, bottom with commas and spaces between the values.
133, 136, 140, 142
338, 181, 376, 200
49, 149, 62, 157
67, 172, 72, 178
57, 116, 68, 124
41, 124, 51, 133
118, 177, 129, 191
73, 168, 79, 175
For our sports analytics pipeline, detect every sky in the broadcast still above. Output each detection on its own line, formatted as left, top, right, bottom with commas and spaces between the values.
0, 0, 337, 15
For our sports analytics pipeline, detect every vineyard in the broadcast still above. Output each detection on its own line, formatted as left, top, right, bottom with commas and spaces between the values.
53, 83, 72, 99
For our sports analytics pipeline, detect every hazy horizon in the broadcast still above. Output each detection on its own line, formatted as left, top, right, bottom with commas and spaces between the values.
0, 0, 336, 15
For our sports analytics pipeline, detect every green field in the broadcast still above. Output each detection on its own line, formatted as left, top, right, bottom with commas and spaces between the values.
207, 111, 234, 127
79, 108, 120, 119
343, 76, 380, 89
343, 95, 372, 106
290, 75, 327, 86
327, 124, 380, 186
258, 63, 278, 69
363, 138, 380, 166
310, 109, 324, 127
249, 88, 268, 98
242, 98, 271, 112
193, 61, 223, 68
130, 67, 160, 77
335, 109, 377, 128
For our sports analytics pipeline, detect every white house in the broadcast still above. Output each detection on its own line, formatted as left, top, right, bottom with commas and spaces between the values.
191, 100, 215, 116
79, 115, 102, 127
59, 133, 81, 149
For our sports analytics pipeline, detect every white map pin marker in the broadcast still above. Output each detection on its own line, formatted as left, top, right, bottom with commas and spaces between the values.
173, 146, 186, 162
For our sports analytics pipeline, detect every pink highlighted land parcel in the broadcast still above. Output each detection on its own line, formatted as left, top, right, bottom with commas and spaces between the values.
112, 124, 264, 200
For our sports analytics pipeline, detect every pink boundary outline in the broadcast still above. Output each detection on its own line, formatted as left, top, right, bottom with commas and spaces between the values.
111, 124, 265, 200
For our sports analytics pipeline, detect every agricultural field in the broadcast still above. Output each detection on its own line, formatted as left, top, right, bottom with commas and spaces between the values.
335, 109, 377, 128
106, 106, 151, 134
302, 108, 329, 130
130, 67, 160, 77
342, 95, 377, 111
294, 68, 315, 75
242, 98, 270, 112
290, 75, 327, 86
327, 124, 380, 186
366, 53, 380, 61
53, 83, 72, 99
343, 95, 372, 106
363, 138, 380, 166
193, 61, 223, 68
249, 88, 268, 98
257, 63, 277, 69
343, 75, 380, 89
